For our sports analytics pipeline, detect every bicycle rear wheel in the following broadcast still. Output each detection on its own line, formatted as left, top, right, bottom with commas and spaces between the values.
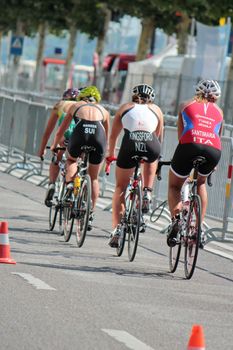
116, 223, 126, 257
49, 204, 58, 231
63, 200, 74, 242
75, 174, 91, 248
128, 185, 141, 262
184, 194, 201, 279
169, 229, 181, 273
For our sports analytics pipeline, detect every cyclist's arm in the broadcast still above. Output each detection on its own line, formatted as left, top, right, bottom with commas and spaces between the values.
51, 107, 73, 151
177, 110, 184, 140
155, 106, 164, 143
108, 107, 123, 156
103, 110, 110, 143
38, 105, 58, 158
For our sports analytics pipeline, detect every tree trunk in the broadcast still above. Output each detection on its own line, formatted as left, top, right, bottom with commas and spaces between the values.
33, 22, 47, 92
60, 24, 77, 95
177, 12, 190, 55
94, 6, 111, 89
136, 17, 155, 61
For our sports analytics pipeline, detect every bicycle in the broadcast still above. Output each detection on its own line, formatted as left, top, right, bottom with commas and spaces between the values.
45, 146, 66, 234
106, 155, 146, 262
157, 156, 212, 279
63, 145, 93, 248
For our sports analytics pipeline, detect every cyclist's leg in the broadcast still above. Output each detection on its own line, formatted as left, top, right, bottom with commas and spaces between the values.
109, 166, 134, 247
142, 161, 157, 213
112, 166, 134, 229
45, 139, 66, 207
88, 162, 102, 209
197, 175, 208, 222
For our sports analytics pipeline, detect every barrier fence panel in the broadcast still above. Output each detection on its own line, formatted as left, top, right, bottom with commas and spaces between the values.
0, 96, 14, 149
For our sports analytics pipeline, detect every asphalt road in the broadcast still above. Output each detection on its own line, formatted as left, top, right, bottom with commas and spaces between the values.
0, 171, 232, 350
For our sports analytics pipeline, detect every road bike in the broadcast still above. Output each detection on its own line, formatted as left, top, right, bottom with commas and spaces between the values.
45, 146, 66, 234
106, 156, 146, 262
63, 145, 93, 248
157, 156, 212, 279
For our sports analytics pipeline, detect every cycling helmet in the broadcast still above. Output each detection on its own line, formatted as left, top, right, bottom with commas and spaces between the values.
77, 85, 101, 103
195, 79, 221, 100
62, 88, 79, 101
132, 84, 155, 102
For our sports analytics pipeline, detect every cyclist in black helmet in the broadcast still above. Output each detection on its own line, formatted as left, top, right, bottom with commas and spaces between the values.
38, 88, 80, 207
107, 83, 164, 247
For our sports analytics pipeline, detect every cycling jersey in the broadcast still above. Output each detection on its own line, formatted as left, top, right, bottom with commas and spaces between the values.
180, 100, 223, 150
117, 104, 161, 169
68, 119, 106, 165
121, 104, 159, 132
57, 107, 76, 139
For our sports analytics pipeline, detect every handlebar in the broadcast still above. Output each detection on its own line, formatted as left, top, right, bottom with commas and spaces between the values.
42, 145, 66, 163
156, 158, 214, 186
156, 160, 171, 181
105, 156, 117, 176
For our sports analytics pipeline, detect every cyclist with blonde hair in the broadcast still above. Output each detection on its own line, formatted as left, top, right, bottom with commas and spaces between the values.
51, 86, 110, 230
167, 79, 223, 247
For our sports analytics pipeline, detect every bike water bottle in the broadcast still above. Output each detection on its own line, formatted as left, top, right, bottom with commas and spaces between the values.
74, 175, 81, 195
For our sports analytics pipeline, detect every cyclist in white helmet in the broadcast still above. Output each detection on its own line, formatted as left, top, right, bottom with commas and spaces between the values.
107, 83, 164, 248
167, 79, 223, 247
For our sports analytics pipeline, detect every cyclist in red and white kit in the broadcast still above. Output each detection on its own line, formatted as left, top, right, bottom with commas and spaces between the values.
167, 79, 223, 247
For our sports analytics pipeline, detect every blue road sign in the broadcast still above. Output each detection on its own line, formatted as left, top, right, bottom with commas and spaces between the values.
10, 36, 24, 56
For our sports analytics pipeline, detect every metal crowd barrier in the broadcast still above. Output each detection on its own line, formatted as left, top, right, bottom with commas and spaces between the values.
0, 94, 51, 179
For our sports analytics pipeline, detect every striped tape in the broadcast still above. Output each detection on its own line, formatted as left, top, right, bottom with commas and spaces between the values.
0, 234, 10, 245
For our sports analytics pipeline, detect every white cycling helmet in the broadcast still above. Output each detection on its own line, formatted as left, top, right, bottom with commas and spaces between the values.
132, 84, 155, 101
195, 79, 221, 100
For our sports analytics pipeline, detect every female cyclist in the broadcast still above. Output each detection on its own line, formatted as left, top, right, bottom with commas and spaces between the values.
38, 88, 80, 207
167, 79, 223, 247
107, 83, 164, 247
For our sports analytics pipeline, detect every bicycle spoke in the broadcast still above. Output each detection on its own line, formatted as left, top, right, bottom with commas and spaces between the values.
184, 195, 201, 279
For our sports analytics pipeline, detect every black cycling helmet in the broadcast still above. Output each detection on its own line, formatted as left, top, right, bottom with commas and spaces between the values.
132, 84, 155, 102
62, 88, 79, 101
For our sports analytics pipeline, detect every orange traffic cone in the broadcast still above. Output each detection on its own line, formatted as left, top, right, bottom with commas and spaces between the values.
187, 325, 205, 350
0, 221, 16, 264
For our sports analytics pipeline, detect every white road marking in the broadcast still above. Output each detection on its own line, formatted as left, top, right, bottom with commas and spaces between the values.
210, 241, 233, 252
102, 329, 154, 350
12, 272, 56, 290
204, 247, 233, 261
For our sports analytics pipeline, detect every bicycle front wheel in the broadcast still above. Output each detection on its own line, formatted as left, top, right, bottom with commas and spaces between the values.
184, 194, 201, 279
75, 175, 91, 248
128, 185, 141, 262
